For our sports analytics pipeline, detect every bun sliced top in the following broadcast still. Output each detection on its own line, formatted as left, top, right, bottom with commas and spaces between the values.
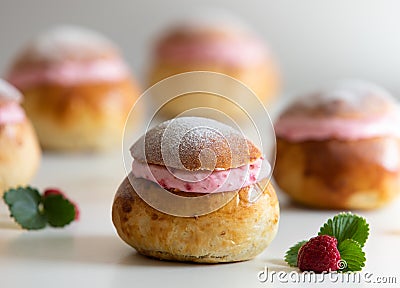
131, 117, 261, 171
282, 80, 398, 119
10, 25, 120, 68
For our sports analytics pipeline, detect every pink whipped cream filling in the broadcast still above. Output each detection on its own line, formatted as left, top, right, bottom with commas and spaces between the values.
132, 157, 270, 193
7, 59, 130, 88
0, 102, 25, 124
275, 111, 400, 142
157, 37, 267, 66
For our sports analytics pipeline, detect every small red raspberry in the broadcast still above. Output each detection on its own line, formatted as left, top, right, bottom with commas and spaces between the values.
43, 188, 80, 220
44, 188, 66, 198
297, 235, 341, 273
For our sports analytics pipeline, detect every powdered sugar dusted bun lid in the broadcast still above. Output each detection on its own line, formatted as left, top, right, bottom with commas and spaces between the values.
12, 25, 119, 64
7, 25, 130, 88
0, 79, 41, 194
147, 11, 280, 117
274, 80, 400, 210
155, 10, 267, 66
131, 117, 262, 171
169, 7, 252, 34
285, 80, 397, 118
112, 116, 279, 262
5, 25, 140, 151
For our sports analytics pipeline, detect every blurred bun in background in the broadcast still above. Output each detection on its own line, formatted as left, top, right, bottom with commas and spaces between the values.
0, 79, 41, 194
274, 80, 400, 209
146, 10, 280, 119
6, 25, 140, 151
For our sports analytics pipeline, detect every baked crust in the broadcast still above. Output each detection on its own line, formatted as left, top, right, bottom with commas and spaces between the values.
0, 119, 41, 194
279, 81, 396, 120
112, 177, 279, 263
20, 78, 139, 151
131, 117, 262, 171
274, 137, 400, 209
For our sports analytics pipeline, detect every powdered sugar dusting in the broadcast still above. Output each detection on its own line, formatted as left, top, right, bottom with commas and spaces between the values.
21, 25, 118, 63
326, 80, 393, 103
169, 8, 251, 35
288, 80, 397, 117
131, 117, 261, 171
0, 79, 22, 103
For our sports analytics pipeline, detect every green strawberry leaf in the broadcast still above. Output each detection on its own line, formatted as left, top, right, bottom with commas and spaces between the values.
337, 239, 366, 272
318, 212, 369, 247
43, 194, 76, 227
3, 187, 47, 230
284, 240, 307, 267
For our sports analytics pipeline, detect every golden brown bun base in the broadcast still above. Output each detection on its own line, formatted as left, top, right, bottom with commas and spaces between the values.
147, 61, 279, 118
274, 137, 400, 209
112, 177, 279, 263
21, 78, 139, 151
0, 119, 41, 194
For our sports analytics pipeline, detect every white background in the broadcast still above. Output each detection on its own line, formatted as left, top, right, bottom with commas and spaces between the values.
1, 0, 400, 96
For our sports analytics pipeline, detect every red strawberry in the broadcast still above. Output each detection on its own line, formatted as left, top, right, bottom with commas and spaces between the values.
43, 188, 80, 220
297, 235, 341, 273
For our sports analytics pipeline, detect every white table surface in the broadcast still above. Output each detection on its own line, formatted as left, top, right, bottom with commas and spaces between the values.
1, 149, 399, 288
